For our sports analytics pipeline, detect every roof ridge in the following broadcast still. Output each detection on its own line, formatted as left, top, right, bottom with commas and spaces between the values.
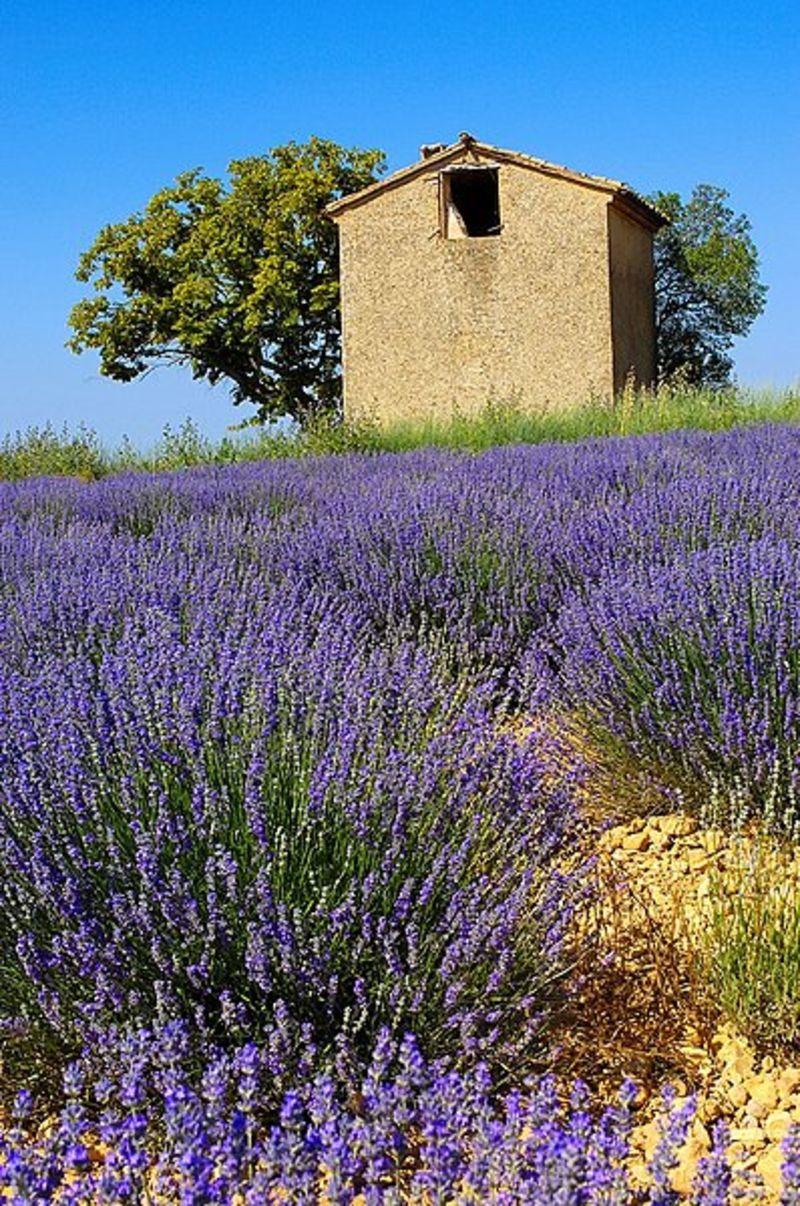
325, 137, 664, 229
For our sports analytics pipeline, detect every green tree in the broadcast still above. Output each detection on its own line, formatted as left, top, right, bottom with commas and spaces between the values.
650, 184, 767, 387
68, 138, 385, 423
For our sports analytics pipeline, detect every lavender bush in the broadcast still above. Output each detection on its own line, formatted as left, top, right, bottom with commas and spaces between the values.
0, 459, 582, 1109
0, 624, 577, 1098
0, 1028, 640, 1202
556, 534, 800, 822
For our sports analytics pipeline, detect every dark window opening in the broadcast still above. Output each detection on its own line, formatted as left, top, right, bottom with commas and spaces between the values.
442, 167, 501, 238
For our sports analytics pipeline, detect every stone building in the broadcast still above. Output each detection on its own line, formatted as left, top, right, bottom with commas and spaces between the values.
326, 133, 665, 423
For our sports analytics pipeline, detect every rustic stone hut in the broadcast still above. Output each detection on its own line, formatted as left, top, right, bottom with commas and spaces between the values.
326, 133, 665, 423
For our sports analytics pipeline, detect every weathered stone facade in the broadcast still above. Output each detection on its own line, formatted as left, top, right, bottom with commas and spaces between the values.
327, 135, 664, 423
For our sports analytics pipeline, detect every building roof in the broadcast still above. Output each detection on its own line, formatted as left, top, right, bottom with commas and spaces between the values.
326, 133, 666, 230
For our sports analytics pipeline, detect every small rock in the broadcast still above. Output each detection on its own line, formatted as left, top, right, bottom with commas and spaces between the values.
691, 1118, 711, 1148
697, 1096, 725, 1123
685, 848, 711, 871
744, 1074, 779, 1112
671, 1134, 710, 1197
605, 824, 629, 847
627, 1159, 650, 1188
779, 1068, 800, 1101
631, 1121, 661, 1162
719, 1037, 756, 1081
765, 1109, 793, 1143
656, 814, 699, 837
622, 830, 651, 852
728, 1125, 766, 1146
756, 1146, 785, 1195
701, 830, 727, 854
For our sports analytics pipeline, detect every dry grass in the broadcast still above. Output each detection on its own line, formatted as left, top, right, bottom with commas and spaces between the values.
555, 851, 718, 1096
515, 710, 720, 1097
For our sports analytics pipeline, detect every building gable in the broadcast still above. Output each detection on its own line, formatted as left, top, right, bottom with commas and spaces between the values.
326, 133, 664, 232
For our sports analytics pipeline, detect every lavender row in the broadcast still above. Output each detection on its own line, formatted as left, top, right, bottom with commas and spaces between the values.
5, 425, 800, 805
3, 1023, 800, 1204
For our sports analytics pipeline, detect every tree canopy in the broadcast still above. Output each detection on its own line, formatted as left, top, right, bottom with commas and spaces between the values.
650, 184, 767, 388
68, 138, 385, 424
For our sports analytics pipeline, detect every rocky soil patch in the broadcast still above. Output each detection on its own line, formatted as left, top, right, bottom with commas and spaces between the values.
587, 812, 800, 1200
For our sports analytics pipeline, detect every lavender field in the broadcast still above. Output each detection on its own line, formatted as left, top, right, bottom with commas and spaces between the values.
2, 425, 800, 1201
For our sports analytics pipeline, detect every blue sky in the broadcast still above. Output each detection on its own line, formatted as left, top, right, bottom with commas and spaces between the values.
1, 0, 798, 444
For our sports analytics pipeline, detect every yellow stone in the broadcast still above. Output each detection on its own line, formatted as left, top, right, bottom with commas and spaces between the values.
698, 1095, 725, 1123
757, 1146, 785, 1195
692, 1118, 711, 1148
605, 824, 629, 847
698, 830, 726, 854
744, 1074, 779, 1112
719, 1037, 756, 1080
622, 829, 652, 852
632, 1121, 660, 1162
657, 814, 699, 837
765, 1110, 793, 1143
670, 1135, 710, 1197
729, 1125, 767, 1146
778, 1067, 800, 1101
628, 1159, 650, 1187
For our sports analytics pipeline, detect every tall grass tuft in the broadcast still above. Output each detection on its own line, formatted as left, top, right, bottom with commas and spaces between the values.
699, 836, 800, 1049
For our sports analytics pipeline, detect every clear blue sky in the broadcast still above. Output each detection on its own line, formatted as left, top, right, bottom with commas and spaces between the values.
1, 0, 797, 444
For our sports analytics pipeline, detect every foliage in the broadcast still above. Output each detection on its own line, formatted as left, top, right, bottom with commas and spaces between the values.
650, 185, 767, 387
3, 385, 800, 481
67, 138, 385, 423
0, 422, 108, 481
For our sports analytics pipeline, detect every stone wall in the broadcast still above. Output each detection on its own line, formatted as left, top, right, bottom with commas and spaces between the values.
608, 205, 657, 391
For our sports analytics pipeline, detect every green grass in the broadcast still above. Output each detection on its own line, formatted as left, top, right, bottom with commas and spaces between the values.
3, 384, 800, 481
699, 835, 800, 1049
